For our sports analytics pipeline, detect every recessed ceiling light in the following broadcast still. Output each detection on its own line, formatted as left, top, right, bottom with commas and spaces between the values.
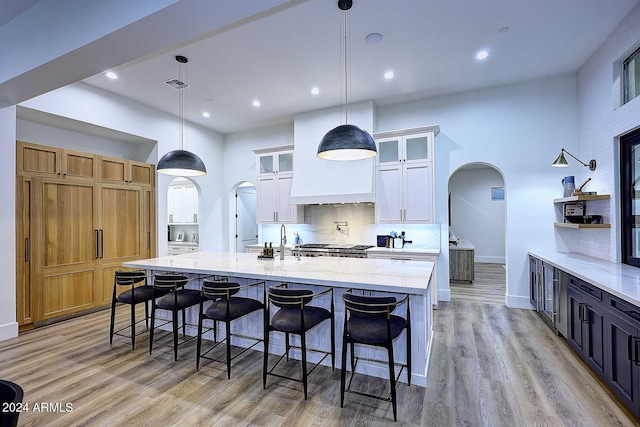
384, 71, 395, 80
202, 112, 210, 118
365, 33, 383, 44
476, 50, 489, 60
105, 71, 118, 79
252, 100, 261, 107
311, 87, 320, 95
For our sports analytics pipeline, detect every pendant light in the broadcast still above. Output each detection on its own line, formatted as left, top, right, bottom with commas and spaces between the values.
317, 0, 377, 161
157, 55, 207, 176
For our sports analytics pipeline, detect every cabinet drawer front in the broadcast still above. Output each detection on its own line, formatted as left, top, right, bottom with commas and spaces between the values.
568, 276, 604, 303
610, 295, 640, 326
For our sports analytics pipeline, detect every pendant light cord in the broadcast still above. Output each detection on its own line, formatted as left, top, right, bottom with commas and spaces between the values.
179, 60, 184, 151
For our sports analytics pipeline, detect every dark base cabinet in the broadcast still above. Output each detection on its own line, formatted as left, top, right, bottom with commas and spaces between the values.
607, 295, 640, 417
566, 277, 607, 381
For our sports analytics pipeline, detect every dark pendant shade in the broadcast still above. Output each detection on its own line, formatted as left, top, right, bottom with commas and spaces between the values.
317, 124, 377, 161
157, 149, 207, 176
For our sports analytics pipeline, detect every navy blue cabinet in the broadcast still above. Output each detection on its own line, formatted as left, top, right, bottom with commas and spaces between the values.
606, 295, 640, 417
566, 276, 607, 382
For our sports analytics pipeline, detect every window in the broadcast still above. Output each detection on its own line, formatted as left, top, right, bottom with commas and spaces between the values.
623, 47, 640, 104
620, 128, 640, 267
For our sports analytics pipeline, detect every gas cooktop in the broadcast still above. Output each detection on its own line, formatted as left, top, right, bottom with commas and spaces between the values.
298, 243, 373, 250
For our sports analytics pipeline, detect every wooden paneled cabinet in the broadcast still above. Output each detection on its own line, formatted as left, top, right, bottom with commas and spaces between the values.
98, 155, 154, 186
17, 141, 97, 181
16, 141, 156, 329
374, 126, 439, 224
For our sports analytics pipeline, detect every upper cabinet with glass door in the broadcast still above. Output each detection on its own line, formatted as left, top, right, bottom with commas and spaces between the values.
374, 125, 439, 224
258, 148, 293, 176
377, 132, 433, 166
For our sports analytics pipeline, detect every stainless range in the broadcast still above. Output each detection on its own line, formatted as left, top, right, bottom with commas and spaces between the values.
295, 243, 373, 258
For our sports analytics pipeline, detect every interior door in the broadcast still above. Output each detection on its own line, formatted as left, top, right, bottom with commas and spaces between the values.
236, 185, 258, 252
16, 177, 34, 327
36, 178, 98, 319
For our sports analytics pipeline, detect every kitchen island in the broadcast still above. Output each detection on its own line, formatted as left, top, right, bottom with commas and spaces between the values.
124, 251, 434, 386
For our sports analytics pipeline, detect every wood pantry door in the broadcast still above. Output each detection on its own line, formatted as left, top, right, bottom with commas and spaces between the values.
97, 184, 145, 305
35, 178, 99, 320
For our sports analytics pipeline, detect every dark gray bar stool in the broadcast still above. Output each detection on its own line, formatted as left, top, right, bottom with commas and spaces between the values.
263, 283, 335, 400
340, 289, 411, 422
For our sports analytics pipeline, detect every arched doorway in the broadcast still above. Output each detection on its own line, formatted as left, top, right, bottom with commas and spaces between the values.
448, 163, 506, 304
233, 181, 258, 253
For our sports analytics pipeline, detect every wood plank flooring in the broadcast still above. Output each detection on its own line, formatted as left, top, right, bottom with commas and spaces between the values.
450, 263, 506, 305
0, 300, 637, 426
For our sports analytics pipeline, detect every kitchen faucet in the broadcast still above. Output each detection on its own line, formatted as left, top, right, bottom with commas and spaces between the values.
280, 224, 286, 260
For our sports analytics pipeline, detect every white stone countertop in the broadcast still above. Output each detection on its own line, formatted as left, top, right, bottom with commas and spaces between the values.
167, 242, 199, 247
366, 246, 440, 256
124, 251, 434, 295
449, 240, 475, 250
528, 250, 640, 306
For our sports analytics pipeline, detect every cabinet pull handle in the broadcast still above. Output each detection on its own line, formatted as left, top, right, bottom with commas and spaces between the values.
100, 229, 104, 259
628, 335, 633, 362
635, 339, 640, 366
147, 231, 151, 250
95, 230, 100, 259
194, 213, 197, 223
400, 209, 403, 221
276, 211, 278, 222
581, 304, 589, 324
24, 237, 30, 262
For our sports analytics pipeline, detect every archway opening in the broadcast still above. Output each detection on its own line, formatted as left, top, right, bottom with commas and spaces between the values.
448, 162, 506, 304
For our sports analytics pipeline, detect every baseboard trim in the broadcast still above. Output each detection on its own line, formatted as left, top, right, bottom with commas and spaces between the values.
438, 288, 451, 302
0, 321, 18, 342
506, 294, 533, 309
475, 256, 505, 264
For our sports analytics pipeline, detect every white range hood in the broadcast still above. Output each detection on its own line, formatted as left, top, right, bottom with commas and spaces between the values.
290, 101, 376, 205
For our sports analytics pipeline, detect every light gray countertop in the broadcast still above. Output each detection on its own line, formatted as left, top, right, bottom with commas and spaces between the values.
528, 250, 640, 307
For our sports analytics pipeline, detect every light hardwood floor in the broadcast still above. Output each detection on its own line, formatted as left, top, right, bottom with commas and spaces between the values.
450, 263, 506, 305
0, 300, 637, 426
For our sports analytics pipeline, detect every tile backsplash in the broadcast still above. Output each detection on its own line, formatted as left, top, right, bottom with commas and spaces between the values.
260, 204, 440, 248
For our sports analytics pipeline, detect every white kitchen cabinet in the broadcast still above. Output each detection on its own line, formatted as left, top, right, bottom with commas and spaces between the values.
168, 181, 199, 224
253, 145, 303, 224
374, 126, 439, 224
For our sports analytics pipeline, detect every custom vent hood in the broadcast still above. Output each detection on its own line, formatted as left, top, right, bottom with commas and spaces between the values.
290, 101, 376, 205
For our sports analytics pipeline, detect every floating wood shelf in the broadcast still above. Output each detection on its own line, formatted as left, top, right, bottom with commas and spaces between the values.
553, 194, 610, 204
554, 222, 611, 229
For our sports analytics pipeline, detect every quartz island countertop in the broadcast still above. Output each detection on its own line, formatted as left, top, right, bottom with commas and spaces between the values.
124, 251, 434, 295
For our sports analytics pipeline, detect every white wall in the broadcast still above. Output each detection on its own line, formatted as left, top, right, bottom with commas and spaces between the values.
0, 106, 17, 340
222, 123, 294, 251
449, 166, 506, 264
17, 120, 143, 160
377, 74, 578, 308
18, 82, 226, 255
576, 2, 640, 261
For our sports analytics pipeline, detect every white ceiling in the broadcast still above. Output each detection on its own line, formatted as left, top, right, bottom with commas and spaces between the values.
9, 0, 640, 135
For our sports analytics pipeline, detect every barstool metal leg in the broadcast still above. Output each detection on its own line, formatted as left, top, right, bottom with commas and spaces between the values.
130, 302, 136, 350
301, 331, 308, 400
340, 334, 348, 407
263, 328, 270, 389
388, 344, 397, 422
225, 319, 232, 379
173, 309, 179, 361
109, 296, 116, 346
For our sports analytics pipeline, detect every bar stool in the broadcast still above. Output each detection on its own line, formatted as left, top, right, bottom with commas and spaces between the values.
340, 289, 411, 422
149, 274, 202, 361
196, 279, 266, 378
110, 270, 166, 350
0, 380, 23, 427
263, 283, 335, 400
